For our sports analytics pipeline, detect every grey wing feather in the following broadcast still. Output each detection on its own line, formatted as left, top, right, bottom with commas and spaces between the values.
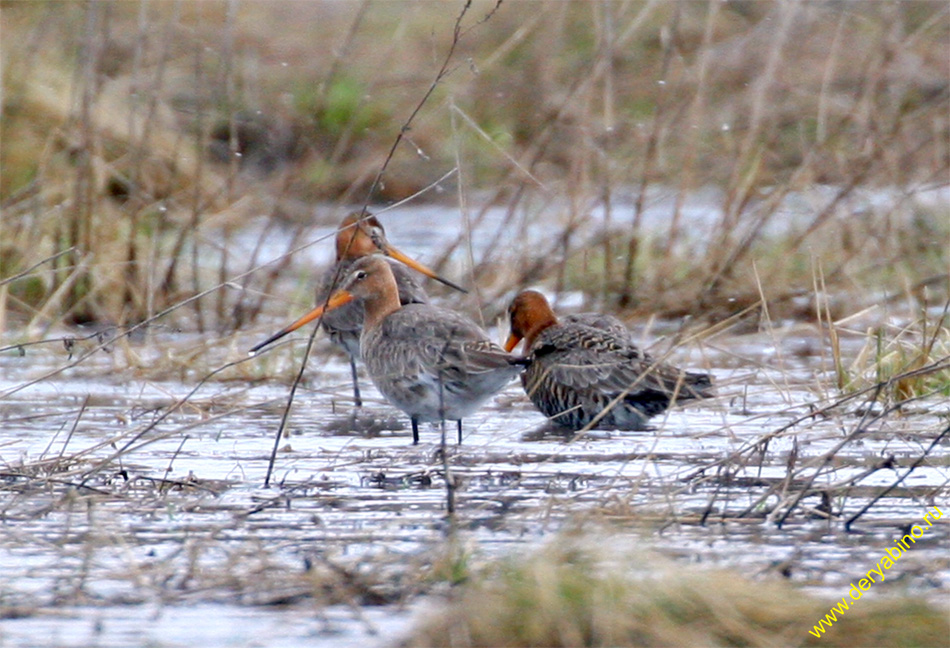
533, 324, 708, 398
382, 305, 516, 377
562, 313, 630, 341
533, 325, 647, 392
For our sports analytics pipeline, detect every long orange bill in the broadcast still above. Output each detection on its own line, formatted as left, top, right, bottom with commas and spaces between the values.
384, 245, 468, 294
504, 333, 522, 353
249, 291, 355, 354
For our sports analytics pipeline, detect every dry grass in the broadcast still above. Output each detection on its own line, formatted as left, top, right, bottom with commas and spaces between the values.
839, 308, 950, 403
406, 537, 949, 648
1, 1, 948, 332
1, 4, 949, 643
2, 316, 948, 641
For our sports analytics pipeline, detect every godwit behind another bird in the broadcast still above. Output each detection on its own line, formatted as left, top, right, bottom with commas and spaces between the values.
505, 290, 713, 431
316, 211, 467, 407
252, 255, 525, 444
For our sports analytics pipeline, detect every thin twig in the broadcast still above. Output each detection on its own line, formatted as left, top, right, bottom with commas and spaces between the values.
259, 1, 505, 487
160, 435, 191, 493
263, 328, 320, 488
844, 423, 950, 531
359, 0, 499, 210
0, 247, 77, 288
75, 358, 249, 487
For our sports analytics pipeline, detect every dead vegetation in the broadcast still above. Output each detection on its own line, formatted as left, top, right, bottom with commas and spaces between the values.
406, 539, 949, 648
2, 323, 948, 642
2, 1, 949, 645
1, 1, 947, 330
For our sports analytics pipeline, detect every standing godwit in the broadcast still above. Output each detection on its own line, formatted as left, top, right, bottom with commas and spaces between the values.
252, 255, 525, 444
505, 290, 713, 431
317, 211, 466, 407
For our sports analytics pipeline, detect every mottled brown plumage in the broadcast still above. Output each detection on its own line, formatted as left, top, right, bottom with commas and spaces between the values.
505, 290, 712, 430
254, 256, 523, 444
316, 211, 466, 406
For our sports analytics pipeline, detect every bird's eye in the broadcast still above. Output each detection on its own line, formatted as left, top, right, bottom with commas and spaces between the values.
354, 270, 368, 281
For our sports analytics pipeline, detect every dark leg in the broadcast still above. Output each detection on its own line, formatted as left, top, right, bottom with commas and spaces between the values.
411, 418, 420, 445
457, 420, 463, 444
348, 357, 362, 408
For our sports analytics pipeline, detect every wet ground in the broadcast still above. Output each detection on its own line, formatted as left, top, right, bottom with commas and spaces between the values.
1, 319, 948, 647
3, 187, 949, 646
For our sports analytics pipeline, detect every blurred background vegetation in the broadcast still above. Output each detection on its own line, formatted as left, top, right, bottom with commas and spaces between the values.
1, 0, 948, 334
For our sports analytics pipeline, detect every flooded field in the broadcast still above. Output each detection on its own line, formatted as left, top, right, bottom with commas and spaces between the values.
4, 1, 949, 643
2, 315, 948, 647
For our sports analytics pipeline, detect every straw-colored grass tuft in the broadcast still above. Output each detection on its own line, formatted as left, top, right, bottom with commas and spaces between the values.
842, 313, 950, 404
406, 539, 949, 648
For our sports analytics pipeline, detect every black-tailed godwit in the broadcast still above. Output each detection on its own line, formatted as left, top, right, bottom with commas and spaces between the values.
253, 255, 524, 444
505, 290, 712, 431
314, 211, 466, 406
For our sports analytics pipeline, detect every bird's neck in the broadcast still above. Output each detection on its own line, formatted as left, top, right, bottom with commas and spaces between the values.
523, 314, 558, 349
361, 277, 402, 330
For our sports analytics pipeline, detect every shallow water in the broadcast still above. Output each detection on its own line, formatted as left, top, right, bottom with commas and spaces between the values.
3, 186, 949, 646
1, 602, 417, 648
1, 321, 948, 647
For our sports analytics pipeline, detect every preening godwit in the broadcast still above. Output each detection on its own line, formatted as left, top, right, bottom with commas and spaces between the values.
252, 255, 525, 444
316, 211, 466, 407
505, 290, 713, 431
